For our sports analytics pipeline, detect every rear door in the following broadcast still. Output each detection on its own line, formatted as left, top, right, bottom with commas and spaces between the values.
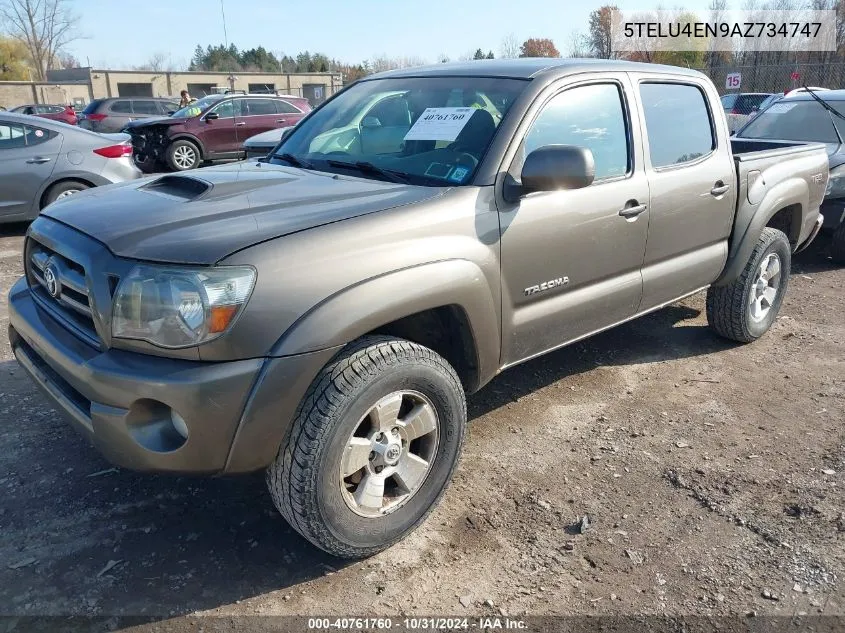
235, 98, 281, 146
630, 76, 736, 310
0, 120, 60, 218
497, 74, 650, 365
105, 99, 134, 132
275, 99, 305, 127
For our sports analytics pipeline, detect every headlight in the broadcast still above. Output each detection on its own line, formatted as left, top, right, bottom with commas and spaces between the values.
826, 165, 845, 199
112, 265, 256, 348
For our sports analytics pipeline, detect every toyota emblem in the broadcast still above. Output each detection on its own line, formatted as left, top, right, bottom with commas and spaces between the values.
43, 264, 61, 298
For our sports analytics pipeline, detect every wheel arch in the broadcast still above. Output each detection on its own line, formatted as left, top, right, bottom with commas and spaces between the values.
271, 260, 501, 393
715, 177, 807, 286
38, 176, 99, 210
168, 134, 206, 159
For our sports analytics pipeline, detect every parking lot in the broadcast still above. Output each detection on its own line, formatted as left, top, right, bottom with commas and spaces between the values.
0, 222, 842, 623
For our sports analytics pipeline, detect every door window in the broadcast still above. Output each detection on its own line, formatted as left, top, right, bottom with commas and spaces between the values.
276, 99, 301, 114
523, 83, 630, 180
242, 99, 278, 116
110, 100, 133, 113
132, 100, 160, 115
639, 83, 715, 168
210, 99, 237, 119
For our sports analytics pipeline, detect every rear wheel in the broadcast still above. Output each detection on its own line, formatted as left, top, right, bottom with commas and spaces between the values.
831, 220, 845, 265
707, 227, 791, 343
41, 180, 90, 208
166, 140, 201, 171
266, 336, 466, 558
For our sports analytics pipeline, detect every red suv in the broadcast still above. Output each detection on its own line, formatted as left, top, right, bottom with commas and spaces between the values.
10, 104, 78, 126
124, 94, 311, 172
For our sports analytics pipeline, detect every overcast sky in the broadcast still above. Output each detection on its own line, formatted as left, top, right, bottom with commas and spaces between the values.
66, 0, 714, 69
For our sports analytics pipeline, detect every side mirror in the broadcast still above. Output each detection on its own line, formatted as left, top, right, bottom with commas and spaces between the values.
361, 116, 381, 129
205, 112, 219, 121
166, 110, 176, 115
517, 145, 595, 196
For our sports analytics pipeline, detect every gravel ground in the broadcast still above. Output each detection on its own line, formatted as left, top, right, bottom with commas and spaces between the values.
0, 222, 842, 627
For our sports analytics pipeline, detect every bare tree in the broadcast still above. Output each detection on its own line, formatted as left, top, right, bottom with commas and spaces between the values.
566, 30, 593, 57
500, 33, 520, 58
134, 52, 168, 72
0, 0, 80, 81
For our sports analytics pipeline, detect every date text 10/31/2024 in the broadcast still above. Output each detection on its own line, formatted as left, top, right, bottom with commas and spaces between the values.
307, 617, 528, 630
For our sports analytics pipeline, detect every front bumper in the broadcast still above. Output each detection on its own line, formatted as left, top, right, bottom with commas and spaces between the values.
8, 277, 338, 473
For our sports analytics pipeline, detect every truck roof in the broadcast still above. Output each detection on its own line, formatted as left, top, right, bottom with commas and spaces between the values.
367, 57, 706, 81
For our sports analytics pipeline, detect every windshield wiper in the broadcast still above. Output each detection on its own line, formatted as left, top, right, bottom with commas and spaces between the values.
803, 85, 845, 123
325, 159, 410, 184
274, 152, 313, 169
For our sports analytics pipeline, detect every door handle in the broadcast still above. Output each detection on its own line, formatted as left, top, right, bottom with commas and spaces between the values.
26, 157, 51, 164
235, 122, 246, 127
711, 182, 730, 196
618, 203, 647, 219
276, 119, 287, 123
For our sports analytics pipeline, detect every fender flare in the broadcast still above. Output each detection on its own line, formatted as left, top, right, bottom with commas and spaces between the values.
714, 178, 807, 286
271, 260, 501, 390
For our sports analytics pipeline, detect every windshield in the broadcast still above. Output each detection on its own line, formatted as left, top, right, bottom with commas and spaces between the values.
171, 95, 222, 118
739, 100, 845, 143
270, 76, 527, 186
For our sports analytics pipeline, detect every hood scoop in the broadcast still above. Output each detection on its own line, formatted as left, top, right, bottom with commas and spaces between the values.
141, 175, 211, 200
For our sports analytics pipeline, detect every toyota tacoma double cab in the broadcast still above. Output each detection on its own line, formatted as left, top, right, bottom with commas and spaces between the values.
8, 59, 827, 558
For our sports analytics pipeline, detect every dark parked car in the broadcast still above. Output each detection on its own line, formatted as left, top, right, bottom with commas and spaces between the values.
124, 94, 310, 172
735, 88, 845, 262
78, 98, 180, 134
0, 112, 141, 223
10, 104, 78, 126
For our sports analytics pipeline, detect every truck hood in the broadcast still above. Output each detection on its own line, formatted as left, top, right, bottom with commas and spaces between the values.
42, 162, 446, 265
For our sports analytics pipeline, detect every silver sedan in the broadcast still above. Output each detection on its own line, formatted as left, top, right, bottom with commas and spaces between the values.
0, 112, 141, 223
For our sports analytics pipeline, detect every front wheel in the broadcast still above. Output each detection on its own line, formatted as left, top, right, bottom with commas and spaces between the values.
166, 140, 201, 171
267, 336, 466, 558
707, 227, 791, 343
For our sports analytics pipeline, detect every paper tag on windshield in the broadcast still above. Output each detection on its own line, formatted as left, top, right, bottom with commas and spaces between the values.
404, 107, 475, 142
766, 102, 797, 114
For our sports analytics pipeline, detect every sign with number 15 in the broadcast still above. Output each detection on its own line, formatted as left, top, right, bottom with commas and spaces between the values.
725, 73, 742, 90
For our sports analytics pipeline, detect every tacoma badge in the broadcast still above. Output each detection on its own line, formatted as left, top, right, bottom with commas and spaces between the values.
524, 277, 569, 296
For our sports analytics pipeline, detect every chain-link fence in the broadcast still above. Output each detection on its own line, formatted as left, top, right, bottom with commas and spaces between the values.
696, 62, 845, 95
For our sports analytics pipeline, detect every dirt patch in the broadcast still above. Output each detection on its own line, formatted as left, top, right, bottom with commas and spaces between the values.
0, 223, 842, 623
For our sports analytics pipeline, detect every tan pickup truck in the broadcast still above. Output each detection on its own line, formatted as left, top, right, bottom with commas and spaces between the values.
9, 59, 827, 558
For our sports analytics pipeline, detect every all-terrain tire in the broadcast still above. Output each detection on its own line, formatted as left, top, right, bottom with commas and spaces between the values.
267, 336, 467, 558
831, 220, 845, 265
165, 140, 201, 171
707, 227, 791, 343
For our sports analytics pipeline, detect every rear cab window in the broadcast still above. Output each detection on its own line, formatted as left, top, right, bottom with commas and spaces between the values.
639, 82, 715, 168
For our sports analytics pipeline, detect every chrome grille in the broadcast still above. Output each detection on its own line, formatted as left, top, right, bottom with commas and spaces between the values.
26, 240, 99, 344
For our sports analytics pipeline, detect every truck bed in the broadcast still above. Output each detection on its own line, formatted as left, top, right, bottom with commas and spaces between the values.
731, 138, 826, 161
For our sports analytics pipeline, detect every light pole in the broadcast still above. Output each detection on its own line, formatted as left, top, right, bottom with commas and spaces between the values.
220, 0, 229, 48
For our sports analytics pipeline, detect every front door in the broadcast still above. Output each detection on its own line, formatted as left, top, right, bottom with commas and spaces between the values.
199, 98, 238, 156
498, 76, 650, 366
0, 120, 60, 218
